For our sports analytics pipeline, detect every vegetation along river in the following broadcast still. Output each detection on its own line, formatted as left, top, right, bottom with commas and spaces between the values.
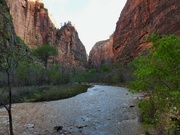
0, 85, 144, 135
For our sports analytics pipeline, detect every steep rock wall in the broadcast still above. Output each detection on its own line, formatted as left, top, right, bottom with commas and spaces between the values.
0, 0, 26, 65
0, 0, 17, 49
6, 0, 87, 70
88, 35, 114, 69
113, 0, 180, 63
6, 0, 56, 48
56, 23, 87, 70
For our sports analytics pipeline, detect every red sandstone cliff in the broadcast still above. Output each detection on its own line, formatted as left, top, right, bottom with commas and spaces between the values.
89, 0, 180, 67
56, 23, 87, 70
6, 0, 87, 70
88, 35, 114, 69
113, 0, 180, 63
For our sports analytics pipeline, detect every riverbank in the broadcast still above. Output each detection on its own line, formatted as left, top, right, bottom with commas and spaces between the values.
0, 85, 144, 135
0, 84, 91, 105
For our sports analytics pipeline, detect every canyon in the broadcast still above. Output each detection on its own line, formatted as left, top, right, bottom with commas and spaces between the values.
2, 0, 180, 69
88, 35, 114, 69
6, 0, 87, 71
89, 0, 180, 67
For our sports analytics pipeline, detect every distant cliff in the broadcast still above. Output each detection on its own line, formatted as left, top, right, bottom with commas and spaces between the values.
6, 0, 87, 71
56, 23, 87, 70
88, 35, 114, 69
113, 0, 180, 63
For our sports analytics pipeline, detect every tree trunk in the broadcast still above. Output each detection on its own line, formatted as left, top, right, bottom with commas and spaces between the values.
8, 109, 14, 135
7, 71, 14, 135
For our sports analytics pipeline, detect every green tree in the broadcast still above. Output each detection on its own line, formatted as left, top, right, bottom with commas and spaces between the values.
47, 64, 62, 85
131, 33, 180, 130
33, 45, 58, 68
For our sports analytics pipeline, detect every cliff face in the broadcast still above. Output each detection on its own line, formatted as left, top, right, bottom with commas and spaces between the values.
88, 35, 114, 69
113, 0, 180, 63
6, 0, 56, 49
6, 0, 87, 71
0, 0, 16, 49
0, 0, 26, 64
56, 23, 87, 70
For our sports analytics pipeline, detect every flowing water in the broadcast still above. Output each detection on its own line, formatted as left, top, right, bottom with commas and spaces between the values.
0, 85, 144, 135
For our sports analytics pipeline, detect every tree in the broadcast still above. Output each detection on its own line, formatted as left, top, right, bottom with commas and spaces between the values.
33, 45, 58, 69
0, 36, 28, 135
0, 1, 29, 134
130, 33, 180, 131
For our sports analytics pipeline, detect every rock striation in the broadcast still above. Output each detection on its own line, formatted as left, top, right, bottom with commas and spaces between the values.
6, 0, 87, 71
113, 0, 180, 63
88, 35, 114, 69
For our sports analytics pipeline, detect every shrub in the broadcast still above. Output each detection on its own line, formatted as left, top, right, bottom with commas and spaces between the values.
130, 33, 180, 133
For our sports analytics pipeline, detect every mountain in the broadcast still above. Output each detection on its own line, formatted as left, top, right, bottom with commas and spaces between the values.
89, 0, 180, 67
88, 35, 114, 69
6, 0, 87, 71
0, 0, 20, 52
56, 22, 87, 71
113, 0, 180, 63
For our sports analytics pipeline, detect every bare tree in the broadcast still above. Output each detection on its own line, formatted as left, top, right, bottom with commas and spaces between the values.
0, 1, 28, 134
0, 37, 28, 135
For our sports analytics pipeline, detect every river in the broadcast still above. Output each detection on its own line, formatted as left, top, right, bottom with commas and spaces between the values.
0, 85, 144, 135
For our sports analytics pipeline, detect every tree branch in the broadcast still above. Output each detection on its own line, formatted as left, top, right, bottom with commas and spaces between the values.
0, 98, 9, 112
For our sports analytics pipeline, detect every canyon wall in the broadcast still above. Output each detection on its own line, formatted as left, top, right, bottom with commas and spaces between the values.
113, 0, 180, 63
89, 0, 180, 67
6, 0, 87, 71
0, 0, 17, 51
0, 0, 26, 65
56, 23, 87, 71
6, 0, 56, 49
88, 35, 114, 69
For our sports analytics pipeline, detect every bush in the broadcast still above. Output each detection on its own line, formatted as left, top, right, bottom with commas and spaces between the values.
130, 33, 180, 133
1, 84, 91, 103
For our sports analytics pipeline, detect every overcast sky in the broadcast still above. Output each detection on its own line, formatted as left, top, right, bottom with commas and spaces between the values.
42, 0, 127, 54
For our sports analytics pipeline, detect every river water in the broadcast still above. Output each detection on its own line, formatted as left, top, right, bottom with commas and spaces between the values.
0, 85, 144, 135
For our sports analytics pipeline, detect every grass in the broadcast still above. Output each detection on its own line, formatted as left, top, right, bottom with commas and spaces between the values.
0, 84, 92, 104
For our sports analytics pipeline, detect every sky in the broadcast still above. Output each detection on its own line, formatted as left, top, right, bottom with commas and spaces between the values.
42, 0, 127, 54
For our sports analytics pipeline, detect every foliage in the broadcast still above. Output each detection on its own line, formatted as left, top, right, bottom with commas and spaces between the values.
72, 71, 87, 83
130, 33, 180, 132
72, 63, 134, 85
72, 68, 98, 83
0, 27, 29, 135
14, 61, 64, 86
33, 45, 58, 68
0, 84, 91, 103
0, 58, 71, 87
47, 64, 62, 85
15, 61, 42, 86
101, 64, 111, 72
32, 84, 91, 102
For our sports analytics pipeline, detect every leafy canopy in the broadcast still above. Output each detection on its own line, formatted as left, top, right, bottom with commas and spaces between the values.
131, 33, 180, 117
33, 45, 58, 68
